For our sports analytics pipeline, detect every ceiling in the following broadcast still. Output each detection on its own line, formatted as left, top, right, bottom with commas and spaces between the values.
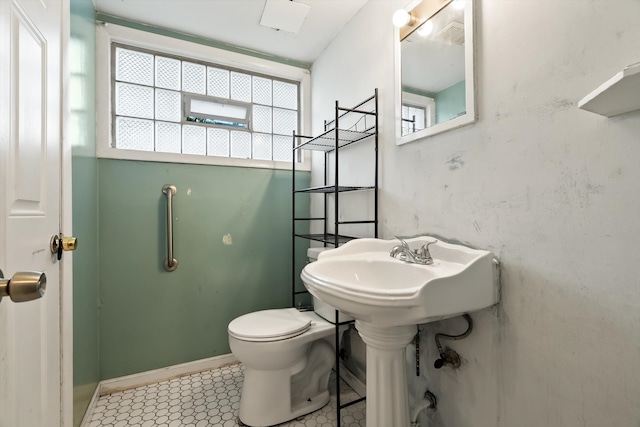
93, 0, 369, 66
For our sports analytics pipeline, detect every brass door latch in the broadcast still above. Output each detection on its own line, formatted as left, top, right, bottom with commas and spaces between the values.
50, 233, 78, 261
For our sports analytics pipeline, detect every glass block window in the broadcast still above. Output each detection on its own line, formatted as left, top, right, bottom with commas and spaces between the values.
112, 43, 300, 163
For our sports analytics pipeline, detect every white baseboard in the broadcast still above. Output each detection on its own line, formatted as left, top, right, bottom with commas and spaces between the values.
80, 353, 361, 425
338, 362, 366, 398
80, 354, 237, 425
99, 353, 238, 396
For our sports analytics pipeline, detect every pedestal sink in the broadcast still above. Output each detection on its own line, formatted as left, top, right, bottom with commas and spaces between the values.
300, 236, 500, 427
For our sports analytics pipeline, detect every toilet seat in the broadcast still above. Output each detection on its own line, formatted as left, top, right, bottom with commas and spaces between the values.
228, 308, 312, 342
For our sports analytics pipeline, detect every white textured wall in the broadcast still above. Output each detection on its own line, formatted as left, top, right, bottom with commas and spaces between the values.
311, 1, 640, 426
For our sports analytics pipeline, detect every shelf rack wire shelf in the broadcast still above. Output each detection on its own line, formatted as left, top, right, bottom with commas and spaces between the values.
293, 233, 356, 246
294, 184, 375, 194
295, 128, 376, 151
291, 89, 378, 427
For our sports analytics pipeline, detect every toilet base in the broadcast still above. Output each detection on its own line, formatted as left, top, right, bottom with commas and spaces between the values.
238, 366, 330, 426
290, 390, 330, 421
228, 310, 348, 426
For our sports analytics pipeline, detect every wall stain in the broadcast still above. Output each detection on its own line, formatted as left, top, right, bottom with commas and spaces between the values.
610, 167, 624, 179
548, 97, 573, 111
446, 155, 465, 171
584, 182, 604, 195
554, 168, 605, 209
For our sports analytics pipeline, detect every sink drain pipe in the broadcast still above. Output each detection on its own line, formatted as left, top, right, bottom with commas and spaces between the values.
410, 390, 437, 427
433, 314, 473, 369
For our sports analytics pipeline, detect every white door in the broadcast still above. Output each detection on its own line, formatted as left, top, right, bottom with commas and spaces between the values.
0, 1, 65, 426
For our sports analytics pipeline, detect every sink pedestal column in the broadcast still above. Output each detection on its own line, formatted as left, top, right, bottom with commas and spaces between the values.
355, 321, 417, 427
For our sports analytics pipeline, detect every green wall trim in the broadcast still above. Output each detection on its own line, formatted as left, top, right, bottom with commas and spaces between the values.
98, 158, 310, 379
96, 13, 311, 70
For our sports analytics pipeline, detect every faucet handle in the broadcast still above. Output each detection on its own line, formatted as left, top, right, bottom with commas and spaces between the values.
394, 236, 410, 249
419, 240, 438, 258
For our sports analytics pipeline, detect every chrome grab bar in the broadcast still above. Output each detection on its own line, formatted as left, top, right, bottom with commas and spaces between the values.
162, 184, 178, 272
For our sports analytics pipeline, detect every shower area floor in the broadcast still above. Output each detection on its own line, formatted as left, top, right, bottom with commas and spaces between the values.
86, 363, 366, 427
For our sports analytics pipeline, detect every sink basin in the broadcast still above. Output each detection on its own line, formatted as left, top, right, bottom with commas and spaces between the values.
301, 236, 499, 327
301, 236, 500, 427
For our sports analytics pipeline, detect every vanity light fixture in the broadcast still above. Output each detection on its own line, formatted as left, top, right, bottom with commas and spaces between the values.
417, 19, 434, 37
394, 0, 453, 36
392, 9, 416, 28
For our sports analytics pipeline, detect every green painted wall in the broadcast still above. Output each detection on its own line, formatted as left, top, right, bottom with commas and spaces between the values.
435, 80, 466, 124
70, 0, 99, 425
98, 159, 310, 379
69, 7, 311, 391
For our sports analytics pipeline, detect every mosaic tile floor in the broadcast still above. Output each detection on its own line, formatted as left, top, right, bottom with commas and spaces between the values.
87, 363, 365, 427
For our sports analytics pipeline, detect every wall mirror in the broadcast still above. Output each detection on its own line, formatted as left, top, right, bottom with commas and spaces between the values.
395, 0, 476, 145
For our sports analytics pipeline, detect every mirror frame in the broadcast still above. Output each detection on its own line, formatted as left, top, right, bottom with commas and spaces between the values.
395, 0, 476, 145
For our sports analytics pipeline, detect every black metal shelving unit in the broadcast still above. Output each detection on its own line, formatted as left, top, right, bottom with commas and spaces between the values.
291, 89, 378, 426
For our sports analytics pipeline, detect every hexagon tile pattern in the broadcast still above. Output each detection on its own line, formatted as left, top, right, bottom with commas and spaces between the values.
86, 363, 365, 427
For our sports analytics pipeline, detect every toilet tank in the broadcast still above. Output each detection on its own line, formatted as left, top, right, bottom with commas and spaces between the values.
306, 247, 353, 324
306, 247, 330, 262
313, 297, 353, 324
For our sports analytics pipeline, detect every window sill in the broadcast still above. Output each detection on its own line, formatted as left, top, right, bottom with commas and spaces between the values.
96, 146, 310, 172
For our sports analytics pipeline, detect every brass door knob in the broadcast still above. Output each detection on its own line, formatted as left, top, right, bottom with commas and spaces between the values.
0, 269, 47, 303
61, 236, 78, 251
50, 234, 78, 260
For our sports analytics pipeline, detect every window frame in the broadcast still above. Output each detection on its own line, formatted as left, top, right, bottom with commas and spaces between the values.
401, 90, 436, 135
97, 23, 311, 171
401, 102, 428, 136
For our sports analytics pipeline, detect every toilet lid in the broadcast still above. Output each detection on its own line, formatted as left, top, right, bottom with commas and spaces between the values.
228, 308, 312, 342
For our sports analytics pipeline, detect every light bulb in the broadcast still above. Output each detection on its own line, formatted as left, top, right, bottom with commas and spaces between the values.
417, 20, 434, 37
392, 9, 413, 28
452, 0, 465, 10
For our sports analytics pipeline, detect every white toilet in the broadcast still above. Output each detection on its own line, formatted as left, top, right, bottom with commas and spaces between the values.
228, 248, 350, 427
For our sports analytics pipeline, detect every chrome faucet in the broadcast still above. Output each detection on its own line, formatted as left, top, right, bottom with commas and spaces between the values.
390, 237, 437, 265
